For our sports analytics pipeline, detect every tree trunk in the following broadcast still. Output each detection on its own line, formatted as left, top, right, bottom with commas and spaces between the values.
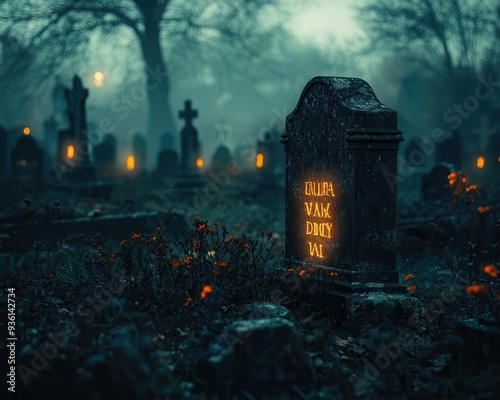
140, 17, 177, 165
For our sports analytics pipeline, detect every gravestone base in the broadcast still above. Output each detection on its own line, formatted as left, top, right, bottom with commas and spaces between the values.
324, 290, 422, 334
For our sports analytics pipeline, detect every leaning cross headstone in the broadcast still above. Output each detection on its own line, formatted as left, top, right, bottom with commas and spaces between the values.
281, 76, 412, 328
64, 75, 96, 183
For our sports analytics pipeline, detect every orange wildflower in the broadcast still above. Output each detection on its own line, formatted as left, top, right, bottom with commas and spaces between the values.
201, 285, 213, 299
482, 265, 498, 279
466, 284, 488, 295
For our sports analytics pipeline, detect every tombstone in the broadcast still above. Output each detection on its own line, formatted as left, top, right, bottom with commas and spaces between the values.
399, 136, 434, 202
211, 145, 232, 171
11, 132, 43, 185
132, 133, 147, 175
93, 134, 117, 179
43, 116, 58, 159
62, 75, 96, 183
256, 130, 285, 181
421, 163, 454, 201
175, 100, 203, 189
435, 129, 462, 169
0, 125, 6, 177
281, 76, 412, 328
179, 100, 200, 172
160, 132, 175, 151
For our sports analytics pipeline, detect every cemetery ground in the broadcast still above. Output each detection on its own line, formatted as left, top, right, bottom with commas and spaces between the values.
1, 175, 500, 400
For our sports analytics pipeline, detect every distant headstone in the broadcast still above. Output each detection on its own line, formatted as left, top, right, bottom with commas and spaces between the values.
179, 100, 200, 172
94, 134, 117, 179
435, 129, 462, 169
421, 163, 453, 201
176, 100, 203, 189
43, 116, 58, 162
211, 145, 232, 171
0, 125, 6, 177
160, 132, 175, 151
257, 130, 285, 182
132, 133, 147, 174
11, 133, 43, 183
282, 77, 407, 325
153, 149, 179, 181
63, 75, 96, 183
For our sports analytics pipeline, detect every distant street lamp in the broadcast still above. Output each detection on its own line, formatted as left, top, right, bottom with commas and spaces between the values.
23, 126, 31, 136
196, 158, 204, 168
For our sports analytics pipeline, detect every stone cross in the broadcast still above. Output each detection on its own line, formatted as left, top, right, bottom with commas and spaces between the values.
63, 75, 95, 182
281, 77, 404, 306
179, 100, 200, 172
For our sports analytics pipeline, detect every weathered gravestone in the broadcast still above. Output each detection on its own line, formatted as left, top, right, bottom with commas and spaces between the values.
11, 131, 43, 185
61, 75, 96, 184
211, 144, 232, 172
93, 133, 117, 179
175, 100, 203, 189
0, 125, 6, 178
281, 77, 415, 327
153, 132, 179, 181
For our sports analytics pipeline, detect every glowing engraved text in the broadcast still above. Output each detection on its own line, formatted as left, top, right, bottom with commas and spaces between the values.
304, 181, 335, 258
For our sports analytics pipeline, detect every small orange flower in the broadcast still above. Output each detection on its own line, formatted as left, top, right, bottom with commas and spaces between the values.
171, 259, 182, 267
482, 265, 498, 279
466, 284, 488, 295
465, 185, 478, 192
403, 273, 415, 282
132, 233, 141, 239
299, 269, 306, 276
152, 236, 157, 241
212, 269, 220, 275
201, 285, 213, 299
185, 297, 193, 306
197, 224, 206, 231
406, 285, 418, 291
447, 172, 457, 185
476, 206, 491, 214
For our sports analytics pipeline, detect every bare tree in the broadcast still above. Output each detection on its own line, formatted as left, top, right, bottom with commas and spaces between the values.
357, 0, 500, 101
0, 0, 286, 145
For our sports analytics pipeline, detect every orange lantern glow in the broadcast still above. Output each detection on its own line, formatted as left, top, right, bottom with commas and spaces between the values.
67, 145, 75, 159
256, 153, 264, 168
23, 126, 31, 135
476, 156, 485, 169
196, 158, 204, 168
126, 155, 135, 171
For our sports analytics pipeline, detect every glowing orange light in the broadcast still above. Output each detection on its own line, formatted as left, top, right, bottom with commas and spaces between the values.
406, 285, 418, 291
476, 206, 491, 214
23, 126, 30, 135
466, 284, 488, 295
196, 158, 204, 168
256, 153, 264, 168
94, 71, 104, 87
403, 273, 415, 282
200, 285, 213, 299
126, 155, 135, 171
483, 265, 498, 279
498, 156, 500, 163
19, 159, 27, 167
476, 156, 485, 169
67, 145, 75, 159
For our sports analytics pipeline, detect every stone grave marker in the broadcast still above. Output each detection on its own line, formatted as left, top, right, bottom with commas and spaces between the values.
11, 131, 43, 184
132, 133, 147, 175
153, 133, 179, 181
281, 76, 412, 327
63, 75, 96, 183
176, 100, 203, 189
0, 125, 6, 177
93, 133, 117, 179
211, 144, 232, 171
179, 100, 200, 172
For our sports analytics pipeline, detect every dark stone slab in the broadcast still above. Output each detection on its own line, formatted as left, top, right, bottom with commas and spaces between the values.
202, 317, 314, 396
